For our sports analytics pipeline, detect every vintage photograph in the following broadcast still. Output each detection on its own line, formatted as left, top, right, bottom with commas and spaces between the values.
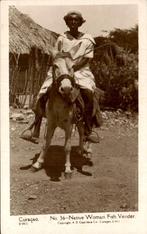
8, 4, 139, 216
2, 0, 147, 232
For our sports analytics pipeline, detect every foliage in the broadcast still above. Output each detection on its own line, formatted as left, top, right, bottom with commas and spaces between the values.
91, 33, 138, 111
108, 25, 138, 53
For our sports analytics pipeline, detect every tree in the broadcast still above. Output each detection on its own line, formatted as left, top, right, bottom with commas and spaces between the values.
108, 25, 138, 53
91, 26, 138, 111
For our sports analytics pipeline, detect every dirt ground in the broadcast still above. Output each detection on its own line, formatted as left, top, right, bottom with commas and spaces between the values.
10, 109, 138, 215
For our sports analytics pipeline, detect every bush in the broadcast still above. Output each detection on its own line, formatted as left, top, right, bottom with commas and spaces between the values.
91, 52, 138, 111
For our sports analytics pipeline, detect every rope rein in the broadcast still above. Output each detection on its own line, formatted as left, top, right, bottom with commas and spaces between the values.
61, 42, 116, 62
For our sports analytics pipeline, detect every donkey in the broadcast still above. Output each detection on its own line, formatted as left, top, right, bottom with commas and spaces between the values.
32, 53, 92, 178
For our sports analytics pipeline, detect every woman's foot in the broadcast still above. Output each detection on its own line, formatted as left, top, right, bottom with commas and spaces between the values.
85, 132, 100, 143
20, 130, 39, 144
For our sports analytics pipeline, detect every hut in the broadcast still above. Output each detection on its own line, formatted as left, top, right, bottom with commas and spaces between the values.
9, 6, 58, 108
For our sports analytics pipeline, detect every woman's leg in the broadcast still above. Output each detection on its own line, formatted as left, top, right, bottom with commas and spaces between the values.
80, 89, 99, 143
20, 75, 52, 143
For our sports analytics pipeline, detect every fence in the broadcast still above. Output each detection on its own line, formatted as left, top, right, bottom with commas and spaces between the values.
9, 49, 51, 108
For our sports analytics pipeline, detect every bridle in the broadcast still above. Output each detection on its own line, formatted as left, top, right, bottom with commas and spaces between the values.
52, 63, 75, 86
51, 63, 76, 104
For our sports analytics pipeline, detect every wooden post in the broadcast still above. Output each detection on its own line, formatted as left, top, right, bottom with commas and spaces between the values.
21, 69, 29, 107
29, 57, 33, 108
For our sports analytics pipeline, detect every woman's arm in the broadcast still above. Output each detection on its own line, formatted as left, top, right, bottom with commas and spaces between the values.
72, 58, 91, 72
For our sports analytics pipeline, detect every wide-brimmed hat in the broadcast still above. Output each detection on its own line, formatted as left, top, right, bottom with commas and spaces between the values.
64, 11, 86, 24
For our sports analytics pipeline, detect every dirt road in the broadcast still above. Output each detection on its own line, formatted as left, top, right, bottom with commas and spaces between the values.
10, 109, 138, 215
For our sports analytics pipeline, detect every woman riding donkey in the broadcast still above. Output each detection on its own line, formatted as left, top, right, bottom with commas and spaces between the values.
21, 11, 102, 144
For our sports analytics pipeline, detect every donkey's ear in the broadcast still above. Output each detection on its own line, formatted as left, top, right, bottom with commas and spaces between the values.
48, 45, 58, 59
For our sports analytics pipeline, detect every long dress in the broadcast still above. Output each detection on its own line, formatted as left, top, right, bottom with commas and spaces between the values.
38, 31, 96, 97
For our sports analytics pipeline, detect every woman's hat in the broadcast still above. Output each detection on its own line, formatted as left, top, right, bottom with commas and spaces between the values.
64, 11, 86, 24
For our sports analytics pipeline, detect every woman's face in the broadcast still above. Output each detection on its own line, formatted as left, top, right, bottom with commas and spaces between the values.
66, 14, 81, 30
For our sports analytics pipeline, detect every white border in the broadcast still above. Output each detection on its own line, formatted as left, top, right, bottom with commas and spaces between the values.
1, 0, 147, 234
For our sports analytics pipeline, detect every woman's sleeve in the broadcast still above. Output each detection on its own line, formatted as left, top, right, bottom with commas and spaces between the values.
84, 40, 94, 59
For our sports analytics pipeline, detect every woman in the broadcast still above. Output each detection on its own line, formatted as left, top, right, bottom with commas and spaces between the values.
21, 11, 100, 143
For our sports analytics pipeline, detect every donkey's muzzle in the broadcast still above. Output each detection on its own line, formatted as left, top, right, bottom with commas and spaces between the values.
59, 86, 74, 96
59, 78, 74, 97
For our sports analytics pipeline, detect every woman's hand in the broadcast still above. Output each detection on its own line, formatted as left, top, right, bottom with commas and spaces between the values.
55, 51, 71, 59
72, 58, 90, 72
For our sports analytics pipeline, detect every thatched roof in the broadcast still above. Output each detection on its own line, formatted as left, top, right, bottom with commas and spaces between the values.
9, 6, 58, 55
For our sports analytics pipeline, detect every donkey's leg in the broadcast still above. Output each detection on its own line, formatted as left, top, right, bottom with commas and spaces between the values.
32, 121, 55, 170
64, 125, 73, 178
85, 141, 93, 159
77, 121, 85, 156
77, 122, 93, 158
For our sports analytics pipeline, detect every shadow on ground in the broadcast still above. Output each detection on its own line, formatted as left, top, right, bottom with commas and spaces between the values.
20, 145, 93, 181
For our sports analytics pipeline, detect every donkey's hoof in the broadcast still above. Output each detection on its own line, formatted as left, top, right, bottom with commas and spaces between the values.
83, 151, 92, 159
64, 172, 72, 179
87, 152, 92, 159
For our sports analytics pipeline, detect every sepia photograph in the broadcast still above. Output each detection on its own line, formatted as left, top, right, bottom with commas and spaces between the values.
1, 0, 147, 233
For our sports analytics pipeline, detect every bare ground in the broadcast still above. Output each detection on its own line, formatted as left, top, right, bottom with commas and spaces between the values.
10, 109, 138, 215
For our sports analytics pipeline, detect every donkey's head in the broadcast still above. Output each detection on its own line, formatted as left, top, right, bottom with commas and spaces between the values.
49, 46, 75, 100
53, 57, 75, 97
